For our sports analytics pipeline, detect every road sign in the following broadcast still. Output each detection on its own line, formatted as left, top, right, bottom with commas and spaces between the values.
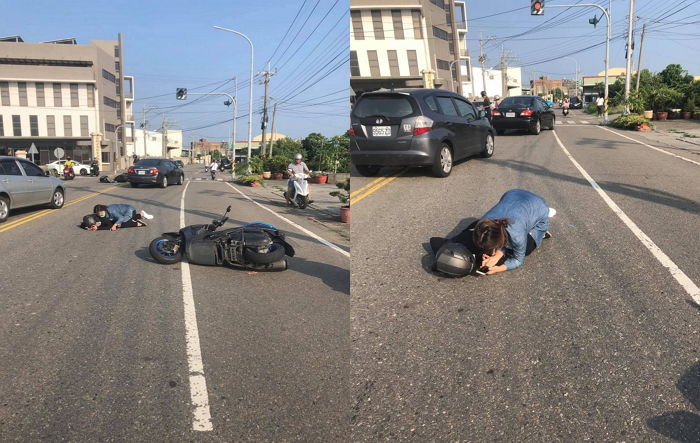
53, 148, 65, 159
28, 143, 38, 155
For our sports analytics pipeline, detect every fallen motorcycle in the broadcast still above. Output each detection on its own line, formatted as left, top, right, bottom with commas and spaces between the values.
149, 206, 294, 271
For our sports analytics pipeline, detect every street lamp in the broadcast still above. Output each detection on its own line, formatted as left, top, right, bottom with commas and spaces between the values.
213, 26, 254, 172
449, 60, 459, 93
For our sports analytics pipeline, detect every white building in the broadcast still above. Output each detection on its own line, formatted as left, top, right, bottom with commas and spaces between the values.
132, 128, 182, 158
467, 66, 523, 100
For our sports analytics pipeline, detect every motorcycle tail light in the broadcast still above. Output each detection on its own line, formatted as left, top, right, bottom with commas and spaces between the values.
520, 109, 533, 116
127, 168, 134, 173
349, 127, 355, 136
412, 116, 434, 136
149, 168, 159, 174
491, 109, 501, 116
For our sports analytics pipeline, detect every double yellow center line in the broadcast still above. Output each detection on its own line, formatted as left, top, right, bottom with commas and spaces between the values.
350, 168, 407, 205
0, 185, 119, 233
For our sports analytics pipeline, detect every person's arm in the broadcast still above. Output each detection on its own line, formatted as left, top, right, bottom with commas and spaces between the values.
303, 163, 310, 174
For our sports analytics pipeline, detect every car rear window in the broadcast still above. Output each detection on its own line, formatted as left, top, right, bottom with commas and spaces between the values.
135, 159, 162, 167
499, 97, 534, 108
353, 95, 417, 118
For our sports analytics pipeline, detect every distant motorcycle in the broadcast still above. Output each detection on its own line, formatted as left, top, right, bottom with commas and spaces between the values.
563, 107, 569, 116
90, 162, 99, 177
63, 165, 75, 180
149, 205, 294, 271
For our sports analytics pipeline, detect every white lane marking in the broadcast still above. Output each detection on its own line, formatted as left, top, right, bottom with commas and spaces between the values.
225, 182, 350, 258
580, 120, 590, 124
179, 180, 214, 431
599, 126, 700, 167
552, 131, 700, 303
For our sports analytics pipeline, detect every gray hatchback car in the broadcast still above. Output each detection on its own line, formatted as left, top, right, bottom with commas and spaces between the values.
0, 156, 65, 222
350, 89, 495, 177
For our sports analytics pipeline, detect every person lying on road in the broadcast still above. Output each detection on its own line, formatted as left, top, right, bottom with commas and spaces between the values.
473, 189, 555, 275
85, 204, 154, 231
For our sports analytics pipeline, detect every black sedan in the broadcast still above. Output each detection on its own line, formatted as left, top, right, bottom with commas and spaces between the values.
491, 96, 556, 135
569, 97, 583, 109
127, 158, 184, 188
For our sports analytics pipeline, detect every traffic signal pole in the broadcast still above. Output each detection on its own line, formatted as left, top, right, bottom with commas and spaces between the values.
532, 2, 611, 123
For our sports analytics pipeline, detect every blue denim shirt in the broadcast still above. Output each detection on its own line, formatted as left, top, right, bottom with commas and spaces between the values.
481, 189, 549, 271
106, 204, 137, 226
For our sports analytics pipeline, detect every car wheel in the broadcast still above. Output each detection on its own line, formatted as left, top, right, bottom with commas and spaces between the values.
481, 134, 495, 158
530, 118, 541, 135
176, 174, 184, 185
79, 168, 87, 176
0, 195, 9, 222
355, 165, 381, 177
496, 129, 505, 136
48, 188, 64, 209
130, 182, 139, 188
548, 116, 556, 130
432, 143, 453, 178
160, 176, 168, 188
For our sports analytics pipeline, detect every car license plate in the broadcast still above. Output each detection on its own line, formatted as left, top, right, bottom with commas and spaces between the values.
138, 170, 146, 175
372, 126, 391, 137
506, 112, 516, 118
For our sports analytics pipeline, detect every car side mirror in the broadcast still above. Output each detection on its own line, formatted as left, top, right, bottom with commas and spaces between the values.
478, 110, 486, 119
44, 170, 50, 176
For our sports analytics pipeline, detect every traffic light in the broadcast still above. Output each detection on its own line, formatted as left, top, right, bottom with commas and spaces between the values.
175, 88, 187, 100
531, 0, 544, 15
589, 15, 600, 27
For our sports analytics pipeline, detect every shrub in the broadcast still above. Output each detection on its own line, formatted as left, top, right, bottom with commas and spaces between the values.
264, 156, 289, 173
237, 174, 265, 186
610, 115, 652, 130
247, 156, 265, 174
329, 179, 350, 206
310, 171, 327, 178
684, 95, 696, 113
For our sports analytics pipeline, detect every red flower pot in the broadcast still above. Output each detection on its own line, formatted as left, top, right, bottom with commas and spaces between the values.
250, 181, 261, 187
271, 172, 283, 180
339, 206, 350, 223
682, 111, 692, 119
655, 112, 668, 121
313, 175, 328, 184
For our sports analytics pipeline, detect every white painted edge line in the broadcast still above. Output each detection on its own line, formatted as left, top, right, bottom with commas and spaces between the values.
598, 125, 700, 167
552, 130, 700, 303
179, 181, 214, 431
580, 120, 591, 124
225, 182, 350, 258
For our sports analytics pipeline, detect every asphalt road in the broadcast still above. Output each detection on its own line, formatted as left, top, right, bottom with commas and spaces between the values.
0, 166, 349, 441
350, 110, 700, 441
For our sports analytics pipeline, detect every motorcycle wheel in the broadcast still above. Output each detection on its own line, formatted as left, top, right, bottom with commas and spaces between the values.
296, 194, 308, 209
149, 236, 183, 264
243, 241, 286, 264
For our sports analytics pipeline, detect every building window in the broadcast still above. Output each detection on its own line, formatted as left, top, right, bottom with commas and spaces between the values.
102, 151, 111, 163
351, 10, 364, 40
114, 46, 120, 58
411, 11, 423, 39
449, 41, 454, 55
430, 0, 445, 9
116, 85, 121, 96
371, 10, 384, 40
87, 84, 95, 107
0, 115, 4, 136
436, 59, 451, 71
102, 69, 117, 83
80, 115, 89, 137
367, 50, 380, 77
446, 9, 452, 28
391, 10, 404, 39
350, 51, 360, 77
63, 115, 72, 137
105, 123, 116, 132
47, 115, 56, 137
12, 115, 21, 136
0, 82, 9, 105
115, 61, 121, 72
455, 3, 467, 29
387, 50, 400, 77
70, 83, 79, 107
53, 83, 62, 107
29, 115, 38, 136
103, 96, 118, 108
35, 83, 45, 107
18, 82, 28, 106
407, 50, 419, 76
433, 26, 449, 41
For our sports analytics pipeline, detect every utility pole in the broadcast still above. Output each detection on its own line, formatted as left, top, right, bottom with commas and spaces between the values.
623, 0, 635, 114
258, 62, 276, 157
268, 102, 277, 158
499, 47, 508, 98
478, 34, 496, 96
161, 117, 168, 158
635, 22, 646, 92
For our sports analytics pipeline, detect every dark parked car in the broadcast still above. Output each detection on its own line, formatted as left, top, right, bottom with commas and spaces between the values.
218, 157, 232, 170
350, 89, 495, 177
491, 96, 556, 135
173, 160, 185, 168
569, 97, 583, 109
127, 158, 184, 188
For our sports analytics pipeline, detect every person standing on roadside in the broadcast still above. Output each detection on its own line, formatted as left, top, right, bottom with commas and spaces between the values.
596, 95, 604, 117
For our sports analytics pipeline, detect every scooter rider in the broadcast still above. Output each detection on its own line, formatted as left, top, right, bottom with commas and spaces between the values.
90, 159, 99, 176
562, 97, 570, 116
284, 153, 313, 205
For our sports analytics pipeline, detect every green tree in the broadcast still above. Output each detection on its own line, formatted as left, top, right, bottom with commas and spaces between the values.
552, 88, 563, 100
658, 64, 694, 91
209, 150, 221, 161
271, 137, 304, 160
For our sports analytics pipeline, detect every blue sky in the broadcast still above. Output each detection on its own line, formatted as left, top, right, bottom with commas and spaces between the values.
465, 0, 700, 85
1, 0, 349, 146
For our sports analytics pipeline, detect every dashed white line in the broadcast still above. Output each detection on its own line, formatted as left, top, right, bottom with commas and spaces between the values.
225, 182, 350, 258
599, 125, 700, 167
179, 181, 214, 431
552, 130, 700, 303
580, 120, 591, 124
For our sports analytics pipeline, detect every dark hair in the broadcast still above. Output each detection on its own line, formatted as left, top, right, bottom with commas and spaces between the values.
93, 204, 108, 213
81, 214, 98, 228
473, 218, 510, 252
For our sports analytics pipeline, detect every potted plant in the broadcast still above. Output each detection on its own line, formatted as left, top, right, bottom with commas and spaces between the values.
238, 174, 265, 187
266, 156, 288, 180
329, 179, 350, 223
683, 95, 696, 119
310, 171, 328, 184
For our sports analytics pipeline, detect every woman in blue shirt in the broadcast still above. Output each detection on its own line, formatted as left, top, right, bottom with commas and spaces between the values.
474, 189, 554, 274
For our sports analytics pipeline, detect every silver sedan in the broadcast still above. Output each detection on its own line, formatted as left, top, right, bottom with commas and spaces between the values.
0, 156, 65, 222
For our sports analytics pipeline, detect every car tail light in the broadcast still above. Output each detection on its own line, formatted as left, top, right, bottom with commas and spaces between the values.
349, 127, 355, 136
127, 168, 134, 173
491, 109, 501, 116
412, 116, 434, 136
149, 168, 159, 174
520, 109, 533, 116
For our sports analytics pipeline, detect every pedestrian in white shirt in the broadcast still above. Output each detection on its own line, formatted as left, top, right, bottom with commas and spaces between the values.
209, 160, 218, 180
596, 96, 604, 117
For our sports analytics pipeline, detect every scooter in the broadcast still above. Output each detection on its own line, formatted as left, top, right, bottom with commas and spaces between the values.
148, 205, 294, 271
90, 162, 100, 177
63, 165, 75, 180
287, 172, 310, 209
563, 107, 570, 116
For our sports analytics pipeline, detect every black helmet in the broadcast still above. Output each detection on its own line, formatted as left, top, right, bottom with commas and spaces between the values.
81, 214, 99, 229
433, 242, 476, 277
